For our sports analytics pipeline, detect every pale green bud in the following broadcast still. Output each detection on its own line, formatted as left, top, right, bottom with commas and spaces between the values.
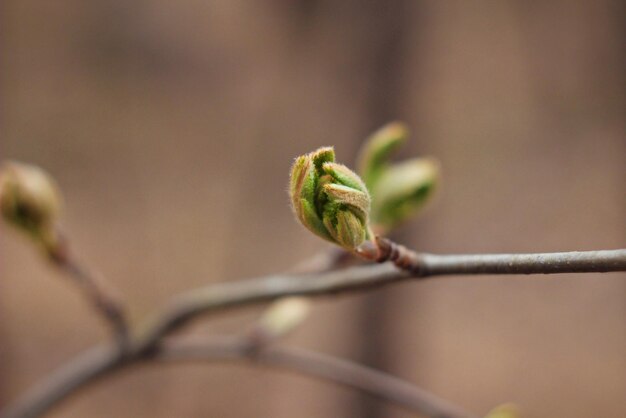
484, 404, 520, 418
257, 297, 311, 340
356, 122, 408, 189
0, 161, 62, 253
289, 147, 372, 249
356, 122, 440, 230
370, 157, 439, 229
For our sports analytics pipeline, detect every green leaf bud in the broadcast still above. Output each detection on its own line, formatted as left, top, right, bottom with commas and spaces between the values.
289, 147, 372, 250
370, 157, 440, 229
356, 122, 441, 230
356, 122, 409, 189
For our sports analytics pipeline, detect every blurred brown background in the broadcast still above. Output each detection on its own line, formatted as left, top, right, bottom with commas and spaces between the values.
1, 1, 625, 417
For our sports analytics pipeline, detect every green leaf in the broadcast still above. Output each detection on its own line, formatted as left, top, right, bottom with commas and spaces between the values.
299, 198, 333, 242
310, 147, 335, 174
335, 210, 365, 249
356, 122, 408, 189
370, 157, 439, 228
322, 162, 368, 193
323, 183, 369, 222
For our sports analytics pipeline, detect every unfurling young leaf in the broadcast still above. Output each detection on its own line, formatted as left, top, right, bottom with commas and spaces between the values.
356, 122, 408, 189
356, 122, 440, 231
370, 157, 439, 229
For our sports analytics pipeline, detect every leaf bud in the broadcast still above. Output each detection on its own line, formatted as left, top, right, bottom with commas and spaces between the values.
370, 157, 439, 229
290, 147, 372, 250
0, 161, 62, 254
257, 297, 311, 340
356, 121, 408, 189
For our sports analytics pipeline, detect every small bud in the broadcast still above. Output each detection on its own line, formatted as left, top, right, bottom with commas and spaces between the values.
0, 161, 62, 253
257, 297, 311, 340
356, 122, 409, 189
370, 157, 439, 229
484, 404, 520, 418
289, 147, 372, 250
356, 122, 441, 231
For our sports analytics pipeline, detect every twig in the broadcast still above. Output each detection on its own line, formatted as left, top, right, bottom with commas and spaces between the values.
357, 237, 626, 276
0, 335, 477, 418
49, 236, 129, 351
159, 335, 478, 418
0, 347, 124, 418
137, 248, 626, 350
2, 247, 625, 418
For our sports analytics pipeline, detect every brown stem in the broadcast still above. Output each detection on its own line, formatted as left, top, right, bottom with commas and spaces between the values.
159, 336, 478, 418
137, 246, 626, 351
49, 236, 129, 351
0, 335, 477, 418
358, 236, 626, 276
0, 347, 124, 418
3, 245, 625, 418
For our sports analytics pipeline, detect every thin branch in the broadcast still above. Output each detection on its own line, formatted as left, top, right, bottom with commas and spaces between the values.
0, 249, 353, 418
50, 237, 130, 351
358, 238, 626, 276
3, 247, 624, 418
137, 248, 626, 351
159, 336, 478, 418
0, 347, 124, 418
0, 335, 477, 418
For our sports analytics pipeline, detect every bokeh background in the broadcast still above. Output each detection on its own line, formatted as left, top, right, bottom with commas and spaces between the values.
1, 1, 625, 417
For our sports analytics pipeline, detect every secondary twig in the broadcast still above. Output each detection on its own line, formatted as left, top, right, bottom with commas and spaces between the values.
2, 247, 624, 418
357, 237, 626, 276
137, 247, 626, 350
0, 346, 124, 418
49, 236, 129, 351
159, 335, 478, 418
0, 334, 477, 418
